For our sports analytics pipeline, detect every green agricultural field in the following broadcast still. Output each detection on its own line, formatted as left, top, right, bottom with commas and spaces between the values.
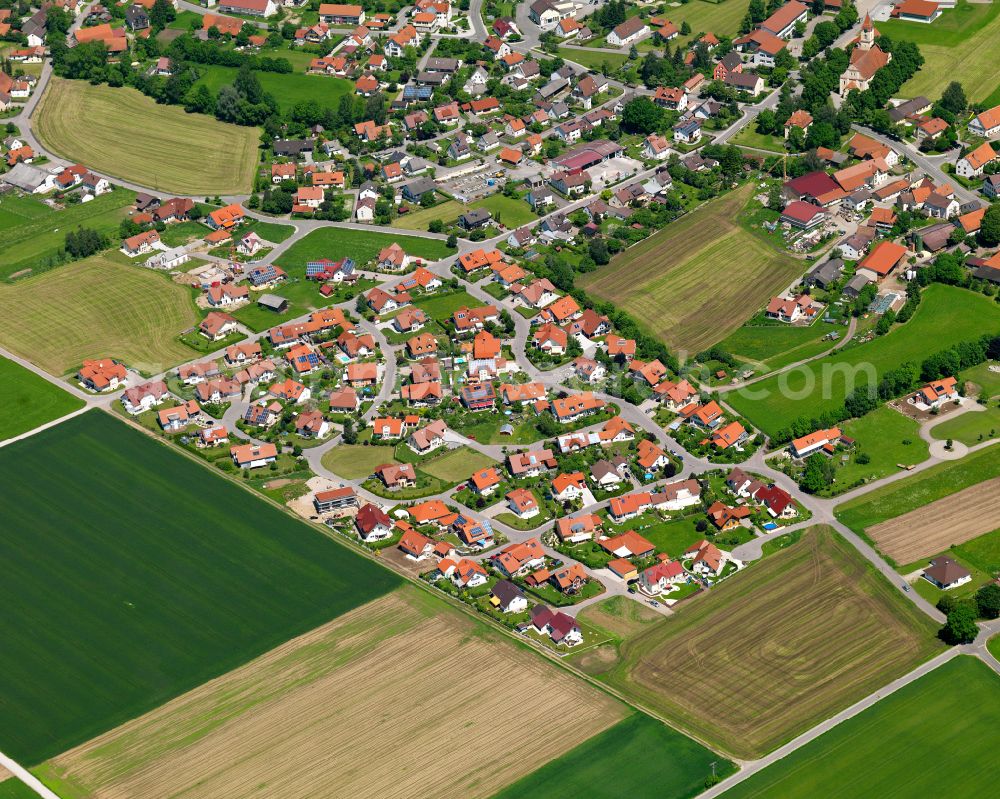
0, 780, 36, 799
491, 713, 732, 799
593, 528, 941, 759
961, 361, 1000, 399
930, 404, 1000, 446
35, 78, 258, 194
278, 227, 453, 276
720, 656, 1000, 799
0, 190, 136, 281
194, 65, 353, 114
579, 185, 806, 354
727, 286, 1000, 437
836, 443, 1000, 534
824, 406, 928, 495
0, 255, 202, 376
716, 321, 834, 375
890, 2, 1000, 101
0, 357, 84, 441
0, 411, 399, 765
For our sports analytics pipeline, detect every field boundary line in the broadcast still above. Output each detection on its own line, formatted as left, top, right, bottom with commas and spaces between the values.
0, 752, 63, 799
0, 407, 91, 450
698, 648, 959, 798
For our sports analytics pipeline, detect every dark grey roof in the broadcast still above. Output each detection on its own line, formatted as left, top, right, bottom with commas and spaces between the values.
491, 579, 524, 606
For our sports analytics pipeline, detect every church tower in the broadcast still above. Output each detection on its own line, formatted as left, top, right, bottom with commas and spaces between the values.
859, 13, 875, 50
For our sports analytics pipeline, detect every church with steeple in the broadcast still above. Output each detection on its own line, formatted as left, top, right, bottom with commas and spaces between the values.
838, 14, 891, 95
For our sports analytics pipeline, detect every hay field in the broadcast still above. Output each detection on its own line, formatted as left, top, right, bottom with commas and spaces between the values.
41, 587, 625, 799
0, 255, 199, 375
889, 3, 1000, 102
579, 185, 805, 355
868, 477, 1000, 564
600, 528, 941, 758
35, 78, 258, 195
0, 356, 84, 440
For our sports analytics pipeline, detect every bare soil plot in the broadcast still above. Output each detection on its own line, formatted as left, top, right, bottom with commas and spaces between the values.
41, 587, 625, 799
868, 477, 1000, 564
598, 528, 941, 758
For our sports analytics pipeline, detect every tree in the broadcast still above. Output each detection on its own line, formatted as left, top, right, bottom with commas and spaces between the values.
588, 237, 610, 265
939, 604, 978, 644
976, 583, 1000, 619
799, 453, 833, 494
620, 96, 662, 134
680, 21, 691, 35
978, 204, 1000, 248
149, 0, 176, 30
939, 81, 967, 115
446, 233, 458, 248
342, 418, 357, 444
767, 183, 784, 211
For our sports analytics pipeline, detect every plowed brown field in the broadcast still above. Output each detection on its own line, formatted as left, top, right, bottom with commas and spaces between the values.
868, 477, 1000, 564
41, 587, 625, 799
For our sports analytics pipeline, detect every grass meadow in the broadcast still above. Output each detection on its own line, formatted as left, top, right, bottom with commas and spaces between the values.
579, 185, 805, 355
715, 320, 832, 374
930, 403, 1000, 446
720, 656, 1000, 798
0, 410, 399, 764
0, 190, 135, 282
194, 65, 354, 114
35, 78, 259, 194
593, 528, 941, 759
726, 285, 1000, 438
277, 228, 453, 275
885, 2, 1000, 101
0, 255, 202, 376
0, 356, 84, 441
491, 713, 732, 799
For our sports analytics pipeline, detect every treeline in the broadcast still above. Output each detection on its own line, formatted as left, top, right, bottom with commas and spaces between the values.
773, 331, 1000, 444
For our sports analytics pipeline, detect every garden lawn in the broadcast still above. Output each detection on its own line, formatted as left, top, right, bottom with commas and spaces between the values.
716, 321, 833, 374
836, 443, 1000, 532
277, 228, 452, 275
826, 406, 928, 494
413, 289, 482, 322
579, 185, 806, 354
961, 361, 1000, 399
418, 446, 495, 482
193, 65, 353, 114
555, 47, 628, 71
930, 404, 1000, 446
0, 410, 399, 765
727, 286, 1000, 438
0, 190, 136, 281
321, 443, 399, 480
393, 199, 464, 231
0, 255, 202, 376
720, 656, 1000, 799
953, 526, 1000, 575
636, 516, 705, 559
0, 357, 84, 441
491, 713, 731, 799
890, 2, 1000, 101
729, 126, 788, 153
468, 193, 536, 228
35, 78, 258, 195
